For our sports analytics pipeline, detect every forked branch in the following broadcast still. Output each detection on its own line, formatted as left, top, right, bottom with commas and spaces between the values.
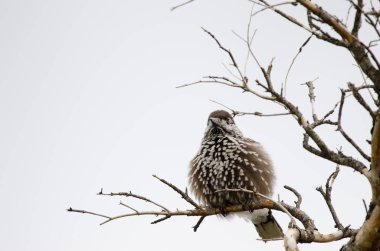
316, 166, 344, 230
182, 28, 370, 178
68, 175, 356, 246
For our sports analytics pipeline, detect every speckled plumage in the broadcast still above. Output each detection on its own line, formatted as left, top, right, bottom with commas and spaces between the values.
189, 110, 282, 239
189, 110, 275, 207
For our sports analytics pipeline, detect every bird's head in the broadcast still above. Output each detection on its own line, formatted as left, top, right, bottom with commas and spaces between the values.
205, 110, 243, 138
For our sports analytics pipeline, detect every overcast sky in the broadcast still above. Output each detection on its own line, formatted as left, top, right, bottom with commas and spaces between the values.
0, 1, 376, 251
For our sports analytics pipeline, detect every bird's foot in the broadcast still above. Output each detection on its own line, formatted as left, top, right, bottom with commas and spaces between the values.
242, 198, 256, 213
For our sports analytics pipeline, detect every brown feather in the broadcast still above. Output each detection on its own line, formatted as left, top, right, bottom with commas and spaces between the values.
189, 110, 282, 238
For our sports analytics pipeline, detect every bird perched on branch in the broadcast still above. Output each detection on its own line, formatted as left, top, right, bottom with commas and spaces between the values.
189, 110, 283, 239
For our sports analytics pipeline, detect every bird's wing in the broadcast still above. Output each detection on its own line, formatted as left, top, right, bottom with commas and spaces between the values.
237, 137, 276, 196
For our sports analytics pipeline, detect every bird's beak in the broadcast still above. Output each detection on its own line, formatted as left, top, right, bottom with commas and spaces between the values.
209, 117, 222, 127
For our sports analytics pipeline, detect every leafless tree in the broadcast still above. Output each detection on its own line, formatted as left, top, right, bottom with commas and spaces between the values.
68, 1, 380, 250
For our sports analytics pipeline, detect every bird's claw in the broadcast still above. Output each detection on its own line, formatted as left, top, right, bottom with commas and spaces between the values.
242, 198, 257, 212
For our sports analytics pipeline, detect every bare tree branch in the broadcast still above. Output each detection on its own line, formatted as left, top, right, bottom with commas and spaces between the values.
201, 28, 245, 83
215, 187, 298, 227
192, 216, 206, 232
351, 0, 364, 37
255, 0, 345, 46
270, 0, 380, 92
347, 82, 376, 119
152, 175, 201, 209
316, 166, 344, 230
120, 201, 139, 214
337, 89, 371, 162
348, 0, 380, 38
210, 99, 291, 117
258, 68, 370, 175
284, 185, 302, 209
67, 207, 110, 220
68, 176, 357, 245
176, 31, 277, 101
249, 1, 296, 18
151, 215, 171, 224
297, 0, 355, 44
284, 35, 313, 97
284, 228, 300, 251
185, 26, 371, 177
306, 10, 347, 47
170, 0, 195, 11
70, 2, 380, 250
98, 188, 170, 212
346, 110, 380, 250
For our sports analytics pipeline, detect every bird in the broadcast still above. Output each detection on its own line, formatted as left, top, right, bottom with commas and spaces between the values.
188, 110, 283, 239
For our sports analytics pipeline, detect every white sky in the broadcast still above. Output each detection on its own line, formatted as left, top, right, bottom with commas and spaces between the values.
0, 1, 376, 250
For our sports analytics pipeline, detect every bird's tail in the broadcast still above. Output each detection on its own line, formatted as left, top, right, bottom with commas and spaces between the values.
252, 209, 283, 239
236, 209, 283, 239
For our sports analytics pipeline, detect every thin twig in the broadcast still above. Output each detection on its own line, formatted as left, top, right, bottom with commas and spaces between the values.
353, 64, 378, 106
362, 199, 368, 215
222, 63, 241, 81
306, 8, 347, 46
316, 166, 344, 230
98, 189, 170, 212
302, 133, 369, 177
151, 215, 171, 224
67, 207, 111, 220
347, 82, 376, 119
257, 237, 284, 242
284, 35, 313, 97
170, 0, 195, 11
348, 0, 380, 38
337, 89, 371, 162
250, 1, 296, 17
177, 76, 275, 101
120, 201, 139, 214
284, 185, 302, 209
345, 3, 354, 27
231, 20, 263, 71
176, 79, 237, 88
243, 4, 256, 76
202, 28, 245, 82
210, 100, 291, 117
320, 102, 339, 126
152, 175, 202, 209
192, 216, 206, 232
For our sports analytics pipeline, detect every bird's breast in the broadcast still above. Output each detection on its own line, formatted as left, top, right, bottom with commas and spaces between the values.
189, 135, 275, 207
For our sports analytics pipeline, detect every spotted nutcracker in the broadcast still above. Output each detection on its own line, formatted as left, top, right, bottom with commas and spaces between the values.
189, 110, 283, 239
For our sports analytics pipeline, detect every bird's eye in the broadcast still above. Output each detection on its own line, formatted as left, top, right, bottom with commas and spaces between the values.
227, 118, 233, 124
